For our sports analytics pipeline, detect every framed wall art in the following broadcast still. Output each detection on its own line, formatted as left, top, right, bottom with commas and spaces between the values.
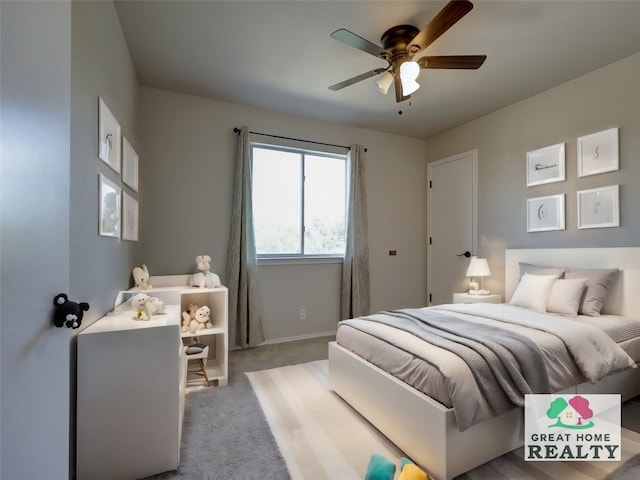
99, 174, 121, 238
577, 128, 619, 177
577, 184, 619, 229
527, 194, 565, 232
122, 192, 138, 241
122, 137, 139, 192
526, 143, 565, 187
98, 97, 122, 173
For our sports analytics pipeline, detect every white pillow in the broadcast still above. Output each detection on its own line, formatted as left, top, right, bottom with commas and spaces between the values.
509, 273, 558, 312
547, 278, 588, 316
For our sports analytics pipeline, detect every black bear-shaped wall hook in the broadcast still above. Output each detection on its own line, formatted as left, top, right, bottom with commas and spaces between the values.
53, 293, 89, 329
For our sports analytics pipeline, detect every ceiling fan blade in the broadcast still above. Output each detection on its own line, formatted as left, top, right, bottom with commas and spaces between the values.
329, 68, 387, 91
393, 75, 411, 103
418, 55, 486, 69
331, 28, 391, 59
407, 0, 474, 55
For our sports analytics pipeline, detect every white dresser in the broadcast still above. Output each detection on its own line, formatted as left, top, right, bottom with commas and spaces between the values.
76, 304, 186, 480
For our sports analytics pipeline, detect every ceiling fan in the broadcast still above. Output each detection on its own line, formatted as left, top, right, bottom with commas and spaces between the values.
329, 0, 486, 103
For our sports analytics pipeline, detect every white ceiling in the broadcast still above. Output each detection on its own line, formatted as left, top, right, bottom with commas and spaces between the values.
114, 0, 640, 140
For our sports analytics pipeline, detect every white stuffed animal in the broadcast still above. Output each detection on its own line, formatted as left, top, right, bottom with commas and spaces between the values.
131, 293, 165, 321
181, 304, 212, 333
132, 264, 151, 290
190, 255, 221, 288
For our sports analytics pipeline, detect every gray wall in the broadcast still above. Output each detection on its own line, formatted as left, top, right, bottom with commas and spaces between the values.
70, 0, 140, 319
0, 1, 139, 478
139, 87, 428, 342
425, 52, 640, 295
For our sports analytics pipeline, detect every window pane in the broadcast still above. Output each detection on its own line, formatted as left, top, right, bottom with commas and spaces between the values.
252, 147, 301, 254
304, 155, 346, 254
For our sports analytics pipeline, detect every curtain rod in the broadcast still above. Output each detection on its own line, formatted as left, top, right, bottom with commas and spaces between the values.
233, 127, 367, 152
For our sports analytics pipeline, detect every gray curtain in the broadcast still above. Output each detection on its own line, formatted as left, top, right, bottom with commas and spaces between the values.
341, 144, 371, 319
226, 126, 264, 348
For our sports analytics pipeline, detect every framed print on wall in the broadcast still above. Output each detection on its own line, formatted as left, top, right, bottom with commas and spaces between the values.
577, 128, 619, 177
577, 184, 619, 229
527, 194, 565, 232
526, 143, 565, 187
122, 192, 138, 241
99, 174, 121, 238
122, 137, 139, 192
98, 97, 122, 173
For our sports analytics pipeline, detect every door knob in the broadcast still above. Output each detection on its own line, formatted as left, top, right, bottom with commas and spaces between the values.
457, 251, 471, 258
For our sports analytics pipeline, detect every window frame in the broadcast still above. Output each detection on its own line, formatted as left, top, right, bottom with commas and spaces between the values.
250, 140, 348, 263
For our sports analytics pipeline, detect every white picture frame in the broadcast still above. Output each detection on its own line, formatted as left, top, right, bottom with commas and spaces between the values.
526, 143, 565, 187
122, 137, 139, 192
577, 184, 620, 229
577, 128, 619, 177
99, 174, 121, 238
527, 194, 565, 232
122, 192, 138, 241
98, 97, 122, 173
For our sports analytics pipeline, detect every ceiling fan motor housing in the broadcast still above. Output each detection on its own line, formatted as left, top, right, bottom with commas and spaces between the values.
380, 25, 420, 57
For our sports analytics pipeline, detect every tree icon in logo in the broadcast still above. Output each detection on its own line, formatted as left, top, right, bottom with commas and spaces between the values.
546, 395, 594, 429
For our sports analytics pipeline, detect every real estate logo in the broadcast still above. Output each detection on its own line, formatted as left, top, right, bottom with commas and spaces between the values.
525, 394, 621, 461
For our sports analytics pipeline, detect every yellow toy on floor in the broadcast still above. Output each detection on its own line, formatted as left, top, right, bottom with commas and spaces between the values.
364, 454, 427, 480
398, 461, 428, 480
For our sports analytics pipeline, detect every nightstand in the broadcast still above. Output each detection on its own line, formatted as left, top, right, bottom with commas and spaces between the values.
452, 293, 503, 304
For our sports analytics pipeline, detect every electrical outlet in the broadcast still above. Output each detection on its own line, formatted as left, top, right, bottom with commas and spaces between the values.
299, 308, 306, 320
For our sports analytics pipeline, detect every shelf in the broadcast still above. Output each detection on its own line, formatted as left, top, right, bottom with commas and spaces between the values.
181, 326, 225, 338
143, 276, 228, 388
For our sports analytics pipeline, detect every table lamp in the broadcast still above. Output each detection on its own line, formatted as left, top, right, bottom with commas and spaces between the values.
466, 256, 491, 294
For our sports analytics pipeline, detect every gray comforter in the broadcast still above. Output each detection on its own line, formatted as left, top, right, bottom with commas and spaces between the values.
338, 303, 636, 431
362, 309, 550, 418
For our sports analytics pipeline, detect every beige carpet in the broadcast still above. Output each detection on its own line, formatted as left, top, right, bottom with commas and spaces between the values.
247, 360, 640, 480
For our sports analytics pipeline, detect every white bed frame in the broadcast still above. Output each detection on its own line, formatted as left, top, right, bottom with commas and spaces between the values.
329, 248, 640, 480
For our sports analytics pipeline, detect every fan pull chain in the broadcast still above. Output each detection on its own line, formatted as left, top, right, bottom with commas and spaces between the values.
398, 100, 412, 116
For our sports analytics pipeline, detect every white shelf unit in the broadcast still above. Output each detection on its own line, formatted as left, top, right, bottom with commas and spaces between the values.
179, 286, 229, 386
76, 304, 186, 480
144, 275, 229, 386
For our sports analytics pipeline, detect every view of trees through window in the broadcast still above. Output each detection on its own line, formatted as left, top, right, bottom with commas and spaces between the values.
251, 144, 346, 256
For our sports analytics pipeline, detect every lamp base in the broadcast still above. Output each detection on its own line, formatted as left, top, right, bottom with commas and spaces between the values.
468, 289, 492, 296
468, 280, 479, 292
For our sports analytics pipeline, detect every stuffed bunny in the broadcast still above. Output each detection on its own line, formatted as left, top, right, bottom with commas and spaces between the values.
190, 255, 221, 288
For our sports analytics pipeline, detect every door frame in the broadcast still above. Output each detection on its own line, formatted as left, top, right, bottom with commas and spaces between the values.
427, 149, 478, 305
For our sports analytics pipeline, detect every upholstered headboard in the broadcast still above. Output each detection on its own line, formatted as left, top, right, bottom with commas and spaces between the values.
505, 248, 640, 319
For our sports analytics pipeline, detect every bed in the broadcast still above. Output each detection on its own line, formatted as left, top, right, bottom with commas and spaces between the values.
328, 248, 640, 480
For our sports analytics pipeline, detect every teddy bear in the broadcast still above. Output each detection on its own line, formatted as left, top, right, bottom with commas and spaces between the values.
181, 303, 199, 331
131, 293, 165, 321
132, 264, 151, 289
190, 255, 221, 288
53, 293, 90, 329
181, 304, 212, 333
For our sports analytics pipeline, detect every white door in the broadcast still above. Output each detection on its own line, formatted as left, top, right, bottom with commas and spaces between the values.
427, 150, 477, 305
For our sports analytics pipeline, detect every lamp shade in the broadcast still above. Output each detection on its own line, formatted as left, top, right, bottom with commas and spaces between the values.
400, 61, 420, 95
375, 71, 394, 95
466, 257, 491, 277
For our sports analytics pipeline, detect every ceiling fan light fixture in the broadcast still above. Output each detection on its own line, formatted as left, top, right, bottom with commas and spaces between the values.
400, 60, 421, 95
375, 71, 394, 95
402, 78, 420, 95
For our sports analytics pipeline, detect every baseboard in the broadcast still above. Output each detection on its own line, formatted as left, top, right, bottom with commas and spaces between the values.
257, 330, 337, 346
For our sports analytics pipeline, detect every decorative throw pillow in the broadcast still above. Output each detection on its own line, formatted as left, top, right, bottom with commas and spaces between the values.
547, 278, 588, 316
519, 263, 566, 279
564, 268, 620, 316
509, 273, 558, 312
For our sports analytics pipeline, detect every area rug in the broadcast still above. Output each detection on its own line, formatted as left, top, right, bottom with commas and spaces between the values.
247, 360, 640, 480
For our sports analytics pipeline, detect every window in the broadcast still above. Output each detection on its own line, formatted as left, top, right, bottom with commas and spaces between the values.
251, 142, 347, 258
